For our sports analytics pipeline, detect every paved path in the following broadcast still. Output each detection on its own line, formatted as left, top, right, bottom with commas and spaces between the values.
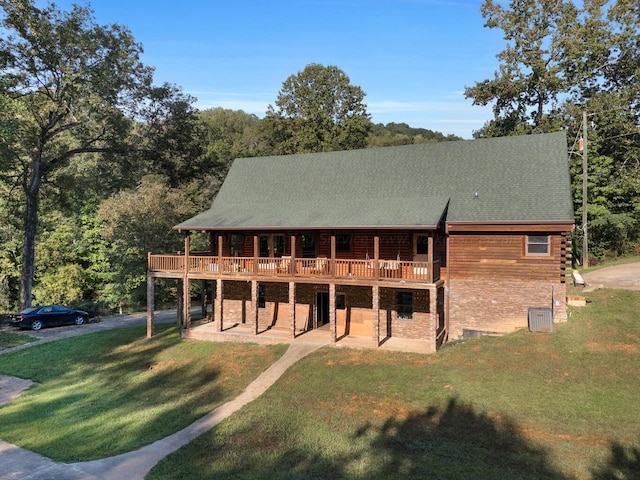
0, 311, 327, 480
582, 262, 640, 292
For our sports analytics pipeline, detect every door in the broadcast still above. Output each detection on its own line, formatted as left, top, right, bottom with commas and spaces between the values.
316, 292, 330, 327
413, 234, 430, 262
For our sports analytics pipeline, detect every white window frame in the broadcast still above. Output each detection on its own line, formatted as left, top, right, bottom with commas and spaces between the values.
526, 235, 550, 256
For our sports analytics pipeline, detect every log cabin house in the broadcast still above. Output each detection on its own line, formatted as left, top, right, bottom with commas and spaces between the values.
146, 131, 574, 353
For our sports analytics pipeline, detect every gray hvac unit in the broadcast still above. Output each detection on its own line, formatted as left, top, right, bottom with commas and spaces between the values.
528, 307, 553, 333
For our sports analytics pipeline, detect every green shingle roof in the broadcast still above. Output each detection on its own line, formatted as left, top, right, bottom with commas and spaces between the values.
176, 132, 574, 230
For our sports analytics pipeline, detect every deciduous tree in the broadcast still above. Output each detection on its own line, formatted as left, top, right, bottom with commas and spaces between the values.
264, 64, 372, 154
0, 0, 196, 307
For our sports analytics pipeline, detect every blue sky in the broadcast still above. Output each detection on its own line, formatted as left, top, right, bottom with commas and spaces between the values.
47, 0, 504, 138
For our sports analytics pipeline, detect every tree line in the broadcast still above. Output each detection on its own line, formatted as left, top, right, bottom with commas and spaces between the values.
1, 0, 638, 313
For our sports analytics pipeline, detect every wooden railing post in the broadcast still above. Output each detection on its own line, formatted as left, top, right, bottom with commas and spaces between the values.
374, 235, 380, 280
290, 235, 296, 275
253, 235, 259, 273
331, 235, 336, 277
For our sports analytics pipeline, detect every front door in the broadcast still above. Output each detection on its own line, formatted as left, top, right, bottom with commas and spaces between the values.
316, 292, 330, 327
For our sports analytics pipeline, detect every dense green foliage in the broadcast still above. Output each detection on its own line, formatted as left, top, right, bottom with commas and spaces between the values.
263, 64, 372, 154
1, 0, 637, 312
466, 0, 640, 262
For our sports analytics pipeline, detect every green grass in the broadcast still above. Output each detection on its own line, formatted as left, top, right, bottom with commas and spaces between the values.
0, 324, 286, 462
0, 330, 36, 349
148, 289, 640, 480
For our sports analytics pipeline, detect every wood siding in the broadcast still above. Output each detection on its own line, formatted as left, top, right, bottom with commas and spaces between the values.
448, 232, 567, 281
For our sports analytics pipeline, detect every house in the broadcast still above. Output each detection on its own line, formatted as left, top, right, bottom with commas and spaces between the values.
146, 132, 574, 353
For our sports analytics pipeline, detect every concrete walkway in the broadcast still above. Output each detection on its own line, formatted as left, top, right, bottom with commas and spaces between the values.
0, 312, 327, 480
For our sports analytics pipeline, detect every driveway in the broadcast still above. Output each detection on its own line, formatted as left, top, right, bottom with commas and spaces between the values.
582, 262, 640, 292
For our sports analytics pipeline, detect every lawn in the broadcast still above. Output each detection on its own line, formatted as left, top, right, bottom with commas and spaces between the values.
0, 330, 36, 349
0, 324, 287, 462
147, 289, 640, 480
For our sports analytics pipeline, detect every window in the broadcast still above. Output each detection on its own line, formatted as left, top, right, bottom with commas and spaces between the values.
336, 294, 346, 310
336, 235, 351, 253
259, 235, 285, 258
259, 236, 269, 257
229, 234, 243, 257
415, 235, 429, 255
258, 284, 266, 308
273, 235, 285, 258
396, 291, 413, 319
301, 235, 316, 258
526, 235, 550, 256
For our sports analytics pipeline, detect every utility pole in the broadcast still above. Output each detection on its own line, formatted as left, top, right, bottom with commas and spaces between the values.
582, 110, 589, 268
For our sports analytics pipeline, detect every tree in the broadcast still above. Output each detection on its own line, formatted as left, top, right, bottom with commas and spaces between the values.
263, 64, 372, 154
0, 0, 196, 308
464, 0, 580, 133
97, 175, 198, 309
466, 0, 640, 259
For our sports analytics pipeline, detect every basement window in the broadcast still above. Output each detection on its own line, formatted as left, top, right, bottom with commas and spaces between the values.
396, 291, 413, 320
526, 235, 550, 256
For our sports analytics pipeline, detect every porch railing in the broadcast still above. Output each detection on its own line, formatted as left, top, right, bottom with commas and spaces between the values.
150, 254, 441, 283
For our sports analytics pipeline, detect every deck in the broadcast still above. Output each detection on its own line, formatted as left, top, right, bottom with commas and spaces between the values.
148, 254, 441, 284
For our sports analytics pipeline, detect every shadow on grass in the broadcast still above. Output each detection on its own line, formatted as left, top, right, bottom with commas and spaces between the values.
0, 326, 225, 461
591, 442, 640, 480
149, 397, 569, 480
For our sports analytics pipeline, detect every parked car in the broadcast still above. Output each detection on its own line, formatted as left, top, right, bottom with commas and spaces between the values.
9, 305, 88, 331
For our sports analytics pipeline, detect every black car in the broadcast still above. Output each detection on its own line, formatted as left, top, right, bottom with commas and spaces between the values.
10, 305, 88, 331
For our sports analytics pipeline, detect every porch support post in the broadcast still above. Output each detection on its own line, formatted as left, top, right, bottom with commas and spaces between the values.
429, 286, 437, 353
177, 279, 184, 327
253, 235, 259, 273
215, 278, 223, 332
372, 285, 380, 347
329, 282, 337, 343
374, 234, 380, 280
183, 276, 191, 329
251, 280, 259, 335
428, 235, 434, 283
146, 273, 155, 338
289, 281, 296, 339
290, 235, 296, 275
183, 232, 191, 329
217, 234, 223, 268
330, 235, 336, 277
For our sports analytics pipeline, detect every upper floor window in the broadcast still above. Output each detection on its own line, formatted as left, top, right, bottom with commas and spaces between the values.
336, 235, 351, 253
229, 234, 243, 257
259, 235, 285, 258
301, 235, 316, 258
526, 235, 550, 256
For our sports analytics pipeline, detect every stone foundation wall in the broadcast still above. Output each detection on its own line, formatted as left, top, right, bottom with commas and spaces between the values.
448, 277, 567, 339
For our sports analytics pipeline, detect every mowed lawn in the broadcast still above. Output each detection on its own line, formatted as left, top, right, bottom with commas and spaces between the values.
0, 289, 638, 479
0, 325, 287, 462
148, 289, 640, 480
